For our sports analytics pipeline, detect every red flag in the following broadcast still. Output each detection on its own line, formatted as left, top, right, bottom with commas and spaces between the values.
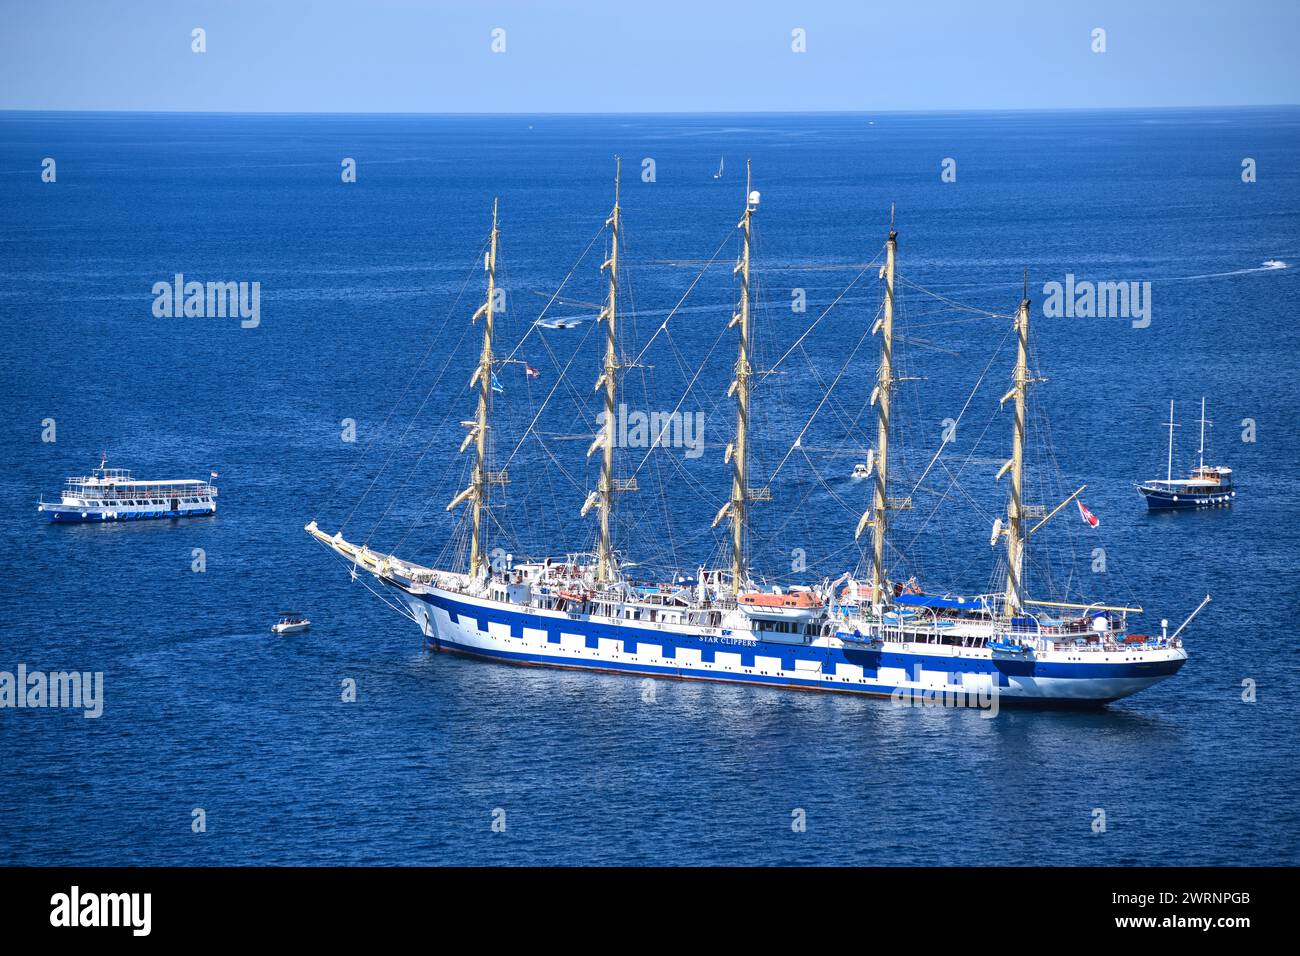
1077, 500, 1099, 528
525, 363, 541, 380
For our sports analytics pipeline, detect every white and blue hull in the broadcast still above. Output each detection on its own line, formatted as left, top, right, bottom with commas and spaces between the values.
39, 462, 219, 523
40, 501, 216, 522
400, 584, 1186, 706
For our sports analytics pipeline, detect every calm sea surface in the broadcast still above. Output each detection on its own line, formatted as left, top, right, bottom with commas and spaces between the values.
1, 110, 1297, 864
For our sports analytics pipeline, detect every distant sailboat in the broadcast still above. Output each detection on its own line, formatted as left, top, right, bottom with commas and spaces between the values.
713, 156, 724, 179
1137, 398, 1235, 510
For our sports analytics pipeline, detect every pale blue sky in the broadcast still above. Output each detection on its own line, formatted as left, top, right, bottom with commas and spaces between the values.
2, 0, 1297, 112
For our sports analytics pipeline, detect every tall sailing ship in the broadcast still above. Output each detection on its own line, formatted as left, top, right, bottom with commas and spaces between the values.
307, 162, 1207, 706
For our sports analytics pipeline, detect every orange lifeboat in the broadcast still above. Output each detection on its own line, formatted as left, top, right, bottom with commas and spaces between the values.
737, 589, 823, 623
739, 591, 822, 609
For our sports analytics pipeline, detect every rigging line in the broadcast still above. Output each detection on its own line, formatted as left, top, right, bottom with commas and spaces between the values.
766, 298, 883, 485
496, 223, 607, 367
358, 311, 483, 545
627, 521, 738, 571
906, 317, 1016, 499
657, 326, 730, 436
796, 446, 872, 519
624, 311, 734, 485
901, 454, 1000, 572
763, 243, 885, 376
751, 457, 856, 562
628, 228, 735, 366
935, 457, 998, 523
358, 575, 421, 624
391, 442, 473, 556
760, 535, 867, 583
358, 256, 544, 546
311, 537, 421, 624
620, 279, 684, 571
755, 446, 870, 564
897, 400, 1003, 561
451, 222, 605, 541
529, 316, 602, 435
528, 430, 589, 496
497, 311, 602, 473
653, 442, 727, 508
794, 330, 884, 449
896, 274, 1012, 319
905, 313, 1000, 331
318, 234, 489, 524
345, 246, 499, 537
519, 374, 569, 559
796, 344, 877, 450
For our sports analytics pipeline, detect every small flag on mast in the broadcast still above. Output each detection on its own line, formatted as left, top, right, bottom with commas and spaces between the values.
525, 363, 540, 380
490, 372, 504, 394
1077, 500, 1099, 528
210, 471, 220, 478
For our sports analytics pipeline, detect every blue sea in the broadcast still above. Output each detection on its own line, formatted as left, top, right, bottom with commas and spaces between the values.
1, 110, 1298, 865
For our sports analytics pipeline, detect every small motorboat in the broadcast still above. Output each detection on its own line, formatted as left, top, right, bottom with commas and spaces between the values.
988, 636, 1032, 656
272, 612, 311, 634
851, 451, 875, 480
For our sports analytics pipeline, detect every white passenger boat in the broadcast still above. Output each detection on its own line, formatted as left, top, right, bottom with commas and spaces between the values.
39, 457, 218, 522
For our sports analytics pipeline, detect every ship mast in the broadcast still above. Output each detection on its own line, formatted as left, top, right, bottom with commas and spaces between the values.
588, 157, 621, 583
448, 199, 501, 578
712, 161, 758, 592
854, 209, 899, 609
999, 279, 1032, 615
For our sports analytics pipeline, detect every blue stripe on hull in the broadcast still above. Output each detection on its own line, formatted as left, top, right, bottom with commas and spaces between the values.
1139, 489, 1233, 510
45, 508, 216, 522
427, 635, 1138, 708
412, 589, 1186, 684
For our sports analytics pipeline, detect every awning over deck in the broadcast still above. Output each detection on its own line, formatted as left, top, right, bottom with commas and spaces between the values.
892, 594, 989, 611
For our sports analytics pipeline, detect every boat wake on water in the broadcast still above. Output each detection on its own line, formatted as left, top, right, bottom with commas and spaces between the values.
1166, 259, 1289, 281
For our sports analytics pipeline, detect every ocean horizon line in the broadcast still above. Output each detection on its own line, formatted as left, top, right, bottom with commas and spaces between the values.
2, 104, 1298, 119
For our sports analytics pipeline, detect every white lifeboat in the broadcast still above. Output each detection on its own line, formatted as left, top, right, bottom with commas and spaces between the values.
736, 589, 823, 623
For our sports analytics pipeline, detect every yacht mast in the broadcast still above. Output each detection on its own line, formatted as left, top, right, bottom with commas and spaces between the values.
448, 199, 501, 578
1198, 396, 1207, 470
712, 161, 757, 592
999, 280, 1031, 615
589, 157, 621, 583
1166, 399, 1177, 481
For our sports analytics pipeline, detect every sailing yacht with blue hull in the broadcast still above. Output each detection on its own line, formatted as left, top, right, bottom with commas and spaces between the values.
308, 163, 1205, 706
1138, 399, 1235, 510
39, 457, 218, 522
